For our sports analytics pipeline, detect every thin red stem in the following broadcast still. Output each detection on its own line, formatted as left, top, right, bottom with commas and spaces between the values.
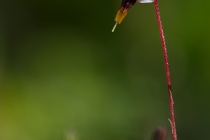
153, 1, 177, 140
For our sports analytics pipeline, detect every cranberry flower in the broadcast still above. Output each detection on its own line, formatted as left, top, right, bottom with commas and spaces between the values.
112, 1, 178, 140
112, 0, 154, 32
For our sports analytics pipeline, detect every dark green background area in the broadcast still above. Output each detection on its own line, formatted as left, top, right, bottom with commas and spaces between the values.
0, 0, 209, 140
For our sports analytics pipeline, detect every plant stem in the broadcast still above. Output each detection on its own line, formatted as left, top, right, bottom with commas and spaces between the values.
153, 1, 177, 140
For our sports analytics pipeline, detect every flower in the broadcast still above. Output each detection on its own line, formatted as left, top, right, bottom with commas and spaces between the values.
112, 0, 154, 32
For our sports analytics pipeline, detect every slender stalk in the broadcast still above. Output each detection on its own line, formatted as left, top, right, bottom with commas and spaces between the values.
153, 1, 177, 140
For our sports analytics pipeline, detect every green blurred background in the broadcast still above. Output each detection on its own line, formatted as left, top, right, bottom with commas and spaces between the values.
0, 0, 209, 140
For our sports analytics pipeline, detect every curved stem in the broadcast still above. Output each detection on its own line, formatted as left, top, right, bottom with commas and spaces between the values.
153, 1, 177, 140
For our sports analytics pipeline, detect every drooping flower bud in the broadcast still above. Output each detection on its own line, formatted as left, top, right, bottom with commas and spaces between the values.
112, 0, 154, 32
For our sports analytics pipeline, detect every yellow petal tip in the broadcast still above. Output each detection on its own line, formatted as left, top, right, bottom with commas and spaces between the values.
115, 9, 128, 24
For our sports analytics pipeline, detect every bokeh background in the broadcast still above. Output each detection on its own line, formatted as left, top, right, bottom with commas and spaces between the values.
0, 0, 209, 140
